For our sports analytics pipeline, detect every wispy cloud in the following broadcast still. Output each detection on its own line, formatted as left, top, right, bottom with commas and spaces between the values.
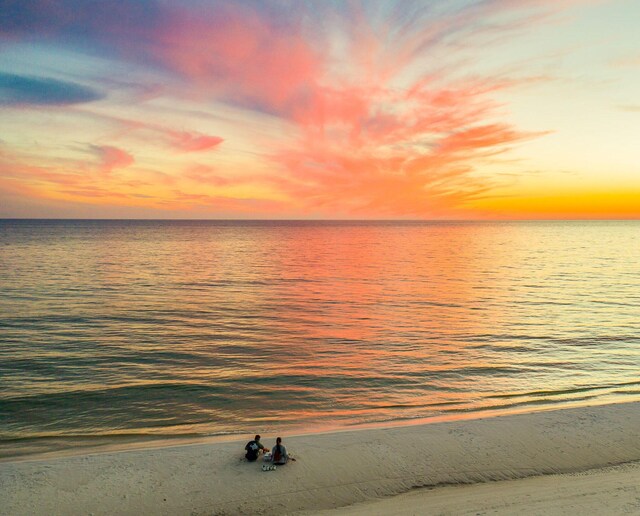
163, 131, 223, 153
0, 72, 104, 106
89, 145, 135, 172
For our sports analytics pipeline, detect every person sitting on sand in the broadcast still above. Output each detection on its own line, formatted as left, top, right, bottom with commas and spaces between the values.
245, 434, 269, 462
271, 437, 291, 465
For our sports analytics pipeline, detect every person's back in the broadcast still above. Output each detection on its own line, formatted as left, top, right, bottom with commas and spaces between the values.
245, 434, 265, 462
271, 437, 288, 465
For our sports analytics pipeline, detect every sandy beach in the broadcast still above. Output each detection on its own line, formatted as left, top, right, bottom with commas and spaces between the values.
313, 461, 640, 515
1, 402, 639, 515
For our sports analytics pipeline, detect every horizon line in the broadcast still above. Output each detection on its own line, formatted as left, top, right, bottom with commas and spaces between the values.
1, 218, 639, 222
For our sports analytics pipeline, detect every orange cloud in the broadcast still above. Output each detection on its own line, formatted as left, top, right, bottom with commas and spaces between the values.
0, 144, 286, 216
270, 73, 540, 217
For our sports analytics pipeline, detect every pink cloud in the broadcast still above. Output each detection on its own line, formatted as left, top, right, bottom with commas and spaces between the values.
90, 145, 134, 172
148, 3, 322, 115
242, 0, 576, 217
94, 115, 224, 154
166, 131, 223, 152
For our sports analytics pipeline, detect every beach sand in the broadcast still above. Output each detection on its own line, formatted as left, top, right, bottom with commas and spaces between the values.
1, 402, 639, 515
312, 461, 640, 515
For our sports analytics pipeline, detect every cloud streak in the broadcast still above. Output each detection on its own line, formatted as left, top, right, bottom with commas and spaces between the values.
0, 72, 104, 106
164, 131, 224, 153
89, 145, 135, 172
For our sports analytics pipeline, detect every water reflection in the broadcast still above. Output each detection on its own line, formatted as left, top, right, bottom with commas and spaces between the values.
0, 221, 639, 443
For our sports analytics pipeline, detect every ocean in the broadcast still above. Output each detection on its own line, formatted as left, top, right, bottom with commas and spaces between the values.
1, 220, 639, 457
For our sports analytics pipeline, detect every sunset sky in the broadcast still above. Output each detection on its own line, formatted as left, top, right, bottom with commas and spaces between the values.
1, 0, 638, 219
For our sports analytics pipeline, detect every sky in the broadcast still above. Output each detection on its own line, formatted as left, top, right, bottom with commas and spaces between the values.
0, 0, 639, 219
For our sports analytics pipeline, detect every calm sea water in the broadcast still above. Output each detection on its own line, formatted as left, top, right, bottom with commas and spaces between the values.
1, 220, 639, 456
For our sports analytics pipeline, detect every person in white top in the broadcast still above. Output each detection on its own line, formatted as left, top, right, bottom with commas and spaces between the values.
271, 437, 289, 465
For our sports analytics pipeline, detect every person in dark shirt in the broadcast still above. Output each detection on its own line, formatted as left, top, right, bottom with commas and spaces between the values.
245, 434, 268, 462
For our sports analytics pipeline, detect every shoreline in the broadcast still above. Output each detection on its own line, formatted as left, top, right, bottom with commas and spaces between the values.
3, 396, 637, 463
2, 401, 639, 515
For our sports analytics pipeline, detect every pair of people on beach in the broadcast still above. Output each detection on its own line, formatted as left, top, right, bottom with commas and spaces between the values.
245, 434, 291, 465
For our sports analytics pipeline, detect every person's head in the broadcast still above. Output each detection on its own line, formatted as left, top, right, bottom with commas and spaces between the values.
255, 434, 261, 442
276, 437, 282, 444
